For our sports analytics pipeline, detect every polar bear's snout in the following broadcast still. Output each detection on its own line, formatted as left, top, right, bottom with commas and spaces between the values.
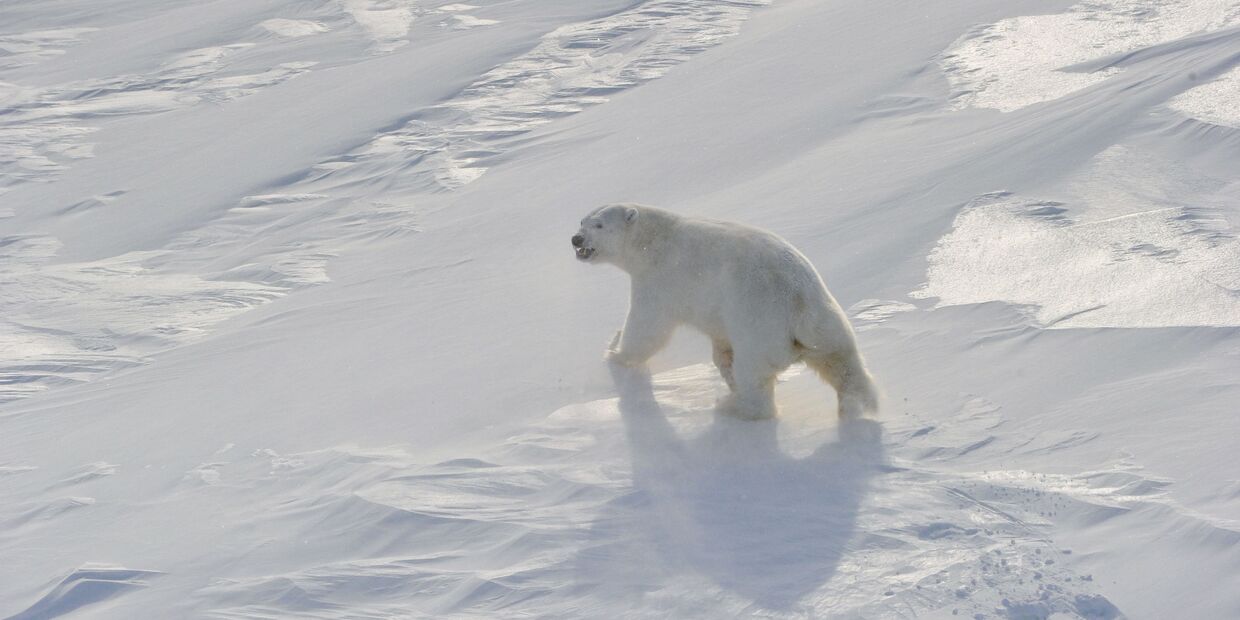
571, 232, 596, 260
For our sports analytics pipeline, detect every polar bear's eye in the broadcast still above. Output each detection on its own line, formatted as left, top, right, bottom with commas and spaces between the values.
595, 223, 603, 229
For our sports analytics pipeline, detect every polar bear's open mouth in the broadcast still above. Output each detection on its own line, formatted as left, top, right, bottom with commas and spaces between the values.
575, 247, 596, 260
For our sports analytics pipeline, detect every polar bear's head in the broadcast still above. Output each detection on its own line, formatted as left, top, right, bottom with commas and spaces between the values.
572, 204, 639, 264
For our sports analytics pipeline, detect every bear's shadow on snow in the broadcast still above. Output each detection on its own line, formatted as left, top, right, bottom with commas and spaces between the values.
580, 364, 884, 609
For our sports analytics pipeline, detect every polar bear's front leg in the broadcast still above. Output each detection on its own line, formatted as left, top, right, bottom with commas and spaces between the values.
606, 303, 673, 367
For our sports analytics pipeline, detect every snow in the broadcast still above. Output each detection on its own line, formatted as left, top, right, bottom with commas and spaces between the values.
915, 146, 1240, 328
1, 0, 1238, 618
942, 0, 1240, 112
259, 19, 330, 39
1169, 64, 1240, 127
339, 0, 418, 52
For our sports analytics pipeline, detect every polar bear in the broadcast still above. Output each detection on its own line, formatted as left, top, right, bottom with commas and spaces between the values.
572, 203, 878, 420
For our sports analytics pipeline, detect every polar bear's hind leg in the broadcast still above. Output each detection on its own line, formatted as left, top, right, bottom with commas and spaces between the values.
802, 347, 878, 418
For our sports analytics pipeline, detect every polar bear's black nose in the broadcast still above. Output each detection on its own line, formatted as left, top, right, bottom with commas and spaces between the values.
571, 234, 584, 248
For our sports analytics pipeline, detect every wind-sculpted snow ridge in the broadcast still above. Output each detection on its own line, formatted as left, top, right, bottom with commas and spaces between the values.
171, 365, 1132, 619
5, 567, 162, 620
941, 0, 1240, 112
302, 0, 769, 199
0, 39, 314, 187
0, 232, 284, 403
197, 0, 771, 279
914, 145, 1240, 328
0, 0, 768, 406
5, 565, 162, 620
6, 567, 162, 620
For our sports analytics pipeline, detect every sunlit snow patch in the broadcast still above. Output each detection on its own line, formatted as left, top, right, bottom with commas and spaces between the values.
1168, 65, 1240, 127
941, 0, 1240, 112
450, 14, 500, 29
338, 0, 416, 53
432, 1, 499, 29
260, 19, 330, 38
0, 28, 98, 70
914, 146, 1240, 328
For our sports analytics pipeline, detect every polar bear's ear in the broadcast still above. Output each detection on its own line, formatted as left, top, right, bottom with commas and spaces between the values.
624, 206, 639, 223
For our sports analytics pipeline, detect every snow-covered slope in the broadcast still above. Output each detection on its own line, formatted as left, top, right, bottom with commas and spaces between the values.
1, 0, 1237, 618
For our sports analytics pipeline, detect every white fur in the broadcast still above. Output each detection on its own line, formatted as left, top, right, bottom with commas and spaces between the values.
574, 204, 879, 419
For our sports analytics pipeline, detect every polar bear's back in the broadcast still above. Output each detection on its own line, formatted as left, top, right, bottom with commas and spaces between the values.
672, 214, 829, 295
645, 210, 848, 340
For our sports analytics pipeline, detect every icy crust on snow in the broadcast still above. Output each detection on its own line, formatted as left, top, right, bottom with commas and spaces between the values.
941, 0, 1240, 112
1168, 64, 1240, 127
0, 0, 765, 404
914, 145, 1240, 328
